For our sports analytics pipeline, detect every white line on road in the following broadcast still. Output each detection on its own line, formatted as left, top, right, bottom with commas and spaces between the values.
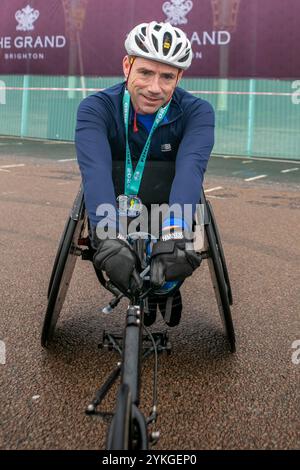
244, 175, 267, 182
0, 164, 25, 168
213, 154, 299, 164
281, 168, 299, 173
242, 160, 253, 164
204, 186, 223, 193
58, 158, 76, 162
0, 169, 10, 173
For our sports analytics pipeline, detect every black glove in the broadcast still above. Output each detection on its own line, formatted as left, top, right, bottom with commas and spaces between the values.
150, 228, 201, 288
92, 230, 142, 295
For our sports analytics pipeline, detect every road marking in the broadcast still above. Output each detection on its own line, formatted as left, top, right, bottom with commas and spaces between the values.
204, 186, 223, 193
242, 160, 253, 164
281, 168, 299, 173
213, 154, 299, 164
206, 195, 224, 199
0, 163, 25, 168
0, 340, 5, 365
43, 141, 71, 145
58, 158, 76, 162
0, 169, 10, 173
244, 175, 267, 182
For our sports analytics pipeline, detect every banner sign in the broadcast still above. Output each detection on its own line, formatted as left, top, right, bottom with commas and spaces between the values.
0, 0, 299, 78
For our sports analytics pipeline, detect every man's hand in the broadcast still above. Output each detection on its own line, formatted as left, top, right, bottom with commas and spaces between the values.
92, 231, 142, 295
150, 228, 201, 288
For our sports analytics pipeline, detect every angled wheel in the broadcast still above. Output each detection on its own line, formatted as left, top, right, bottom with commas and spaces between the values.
41, 187, 85, 348
106, 384, 148, 450
106, 384, 132, 450
47, 216, 71, 299
207, 200, 233, 305
205, 203, 236, 353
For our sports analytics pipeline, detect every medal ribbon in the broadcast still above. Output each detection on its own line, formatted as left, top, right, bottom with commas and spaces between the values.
122, 88, 171, 196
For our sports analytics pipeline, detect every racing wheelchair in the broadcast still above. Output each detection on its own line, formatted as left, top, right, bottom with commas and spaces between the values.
41, 161, 235, 450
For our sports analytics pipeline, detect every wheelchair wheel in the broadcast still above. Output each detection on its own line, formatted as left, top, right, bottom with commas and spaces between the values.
207, 200, 233, 305
107, 384, 132, 450
106, 385, 148, 450
47, 216, 71, 299
41, 188, 85, 348
205, 207, 236, 353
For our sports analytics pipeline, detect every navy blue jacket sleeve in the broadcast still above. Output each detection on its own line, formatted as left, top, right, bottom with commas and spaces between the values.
169, 99, 215, 228
75, 95, 117, 228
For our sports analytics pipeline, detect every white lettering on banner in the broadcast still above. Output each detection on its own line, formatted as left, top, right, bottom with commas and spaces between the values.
5, 52, 44, 60
14, 35, 66, 49
0, 37, 12, 48
190, 30, 231, 46
218, 31, 231, 45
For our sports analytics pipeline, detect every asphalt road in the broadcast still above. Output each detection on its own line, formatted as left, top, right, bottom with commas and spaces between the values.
0, 138, 299, 450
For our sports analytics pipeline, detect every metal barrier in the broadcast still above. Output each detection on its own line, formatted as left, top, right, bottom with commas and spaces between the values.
0, 75, 299, 160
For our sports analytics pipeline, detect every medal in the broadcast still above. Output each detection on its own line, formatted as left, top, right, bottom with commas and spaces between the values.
117, 194, 143, 217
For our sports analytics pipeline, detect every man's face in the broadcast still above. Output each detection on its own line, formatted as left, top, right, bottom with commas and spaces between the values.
123, 56, 182, 115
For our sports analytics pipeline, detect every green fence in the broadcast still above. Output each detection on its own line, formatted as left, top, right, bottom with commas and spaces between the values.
0, 75, 299, 160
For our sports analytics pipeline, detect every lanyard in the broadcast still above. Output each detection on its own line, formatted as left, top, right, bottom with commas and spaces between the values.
122, 88, 171, 196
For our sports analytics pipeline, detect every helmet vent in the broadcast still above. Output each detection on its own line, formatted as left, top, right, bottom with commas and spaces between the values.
141, 26, 146, 36
135, 35, 148, 53
173, 43, 182, 56
154, 24, 162, 32
163, 32, 172, 56
151, 34, 159, 52
178, 52, 190, 63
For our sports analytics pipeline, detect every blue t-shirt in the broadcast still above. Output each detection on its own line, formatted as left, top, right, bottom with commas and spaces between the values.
137, 112, 168, 133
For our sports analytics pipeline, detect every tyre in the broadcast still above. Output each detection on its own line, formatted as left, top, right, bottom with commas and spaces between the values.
41, 216, 84, 347
205, 213, 236, 353
106, 384, 132, 450
106, 385, 148, 450
207, 200, 233, 305
47, 216, 71, 299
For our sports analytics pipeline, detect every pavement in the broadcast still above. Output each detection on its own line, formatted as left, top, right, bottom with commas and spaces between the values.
0, 137, 299, 450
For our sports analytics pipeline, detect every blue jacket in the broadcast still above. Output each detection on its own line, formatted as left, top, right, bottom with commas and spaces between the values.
75, 82, 215, 228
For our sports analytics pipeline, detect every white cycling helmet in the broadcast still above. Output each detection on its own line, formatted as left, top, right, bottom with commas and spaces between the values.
125, 21, 193, 70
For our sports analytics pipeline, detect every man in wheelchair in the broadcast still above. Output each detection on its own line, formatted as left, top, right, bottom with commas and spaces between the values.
75, 21, 215, 328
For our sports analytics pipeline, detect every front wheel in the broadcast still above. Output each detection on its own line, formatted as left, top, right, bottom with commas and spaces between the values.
106, 384, 132, 450
106, 384, 148, 450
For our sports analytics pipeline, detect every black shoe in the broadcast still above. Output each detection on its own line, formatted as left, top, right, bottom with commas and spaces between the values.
158, 289, 182, 327
143, 295, 158, 327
